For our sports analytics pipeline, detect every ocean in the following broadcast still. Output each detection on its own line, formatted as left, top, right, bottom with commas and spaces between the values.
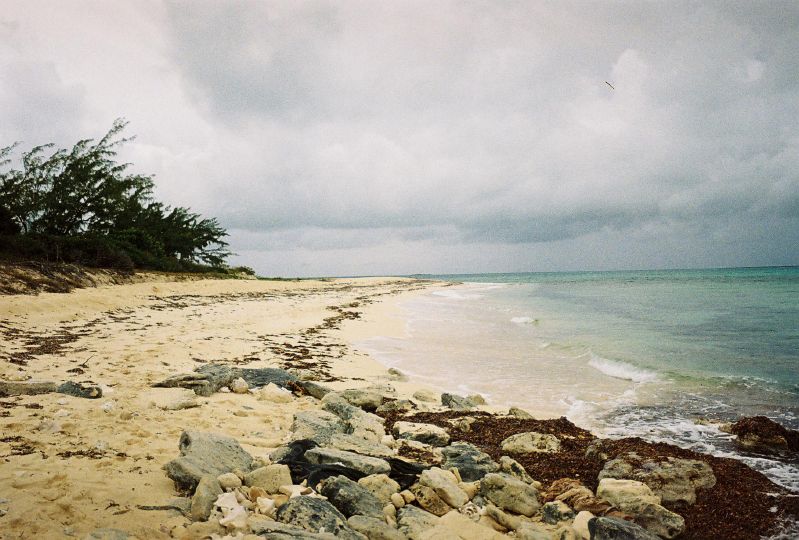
359, 267, 799, 492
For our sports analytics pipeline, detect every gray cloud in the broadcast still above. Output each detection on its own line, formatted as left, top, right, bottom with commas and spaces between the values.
2, 1, 798, 275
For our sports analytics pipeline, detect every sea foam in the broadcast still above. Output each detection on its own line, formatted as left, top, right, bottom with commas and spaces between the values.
587, 353, 658, 383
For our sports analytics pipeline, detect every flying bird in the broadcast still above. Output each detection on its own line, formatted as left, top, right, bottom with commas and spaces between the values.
605, 81, 615, 90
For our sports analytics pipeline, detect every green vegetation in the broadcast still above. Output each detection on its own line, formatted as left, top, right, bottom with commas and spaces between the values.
0, 120, 231, 272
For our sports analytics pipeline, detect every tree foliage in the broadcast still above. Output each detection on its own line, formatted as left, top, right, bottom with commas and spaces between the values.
0, 120, 230, 270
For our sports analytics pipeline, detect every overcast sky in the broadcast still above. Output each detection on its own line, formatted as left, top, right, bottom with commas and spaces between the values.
2, 1, 798, 276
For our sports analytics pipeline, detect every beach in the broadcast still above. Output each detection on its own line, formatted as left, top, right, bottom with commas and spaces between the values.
0, 274, 797, 540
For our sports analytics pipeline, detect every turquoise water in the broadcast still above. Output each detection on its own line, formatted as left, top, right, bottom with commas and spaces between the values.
360, 266, 799, 491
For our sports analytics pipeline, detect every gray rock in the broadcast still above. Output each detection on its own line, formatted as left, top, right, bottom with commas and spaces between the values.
329, 433, 395, 458
419, 467, 470, 508
508, 406, 534, 419
238, 367, 298, 388
542, 500, 575, 524
250, 518, 338, 539
190, 475, 222, 521
397, 505, 441, 539
588, 516, 660, 540
515, 524, 551, 540
480, 473, 540, 517
499, 455, 535, 484
164, 430, 254, 491
320, 475, 385, 518
440, 393, 476, 411
339, 389, 384, 412
347, 515, 406, 540
387, 368, 408, 382
500, 432, 560, 454
358, 474, 401, 504
322, 393, 387, 443
245, 464, 293, 493
598, 453, 716, 505
376, 399, 415, 414
297, 380, 334, 399
305, 447, 391, 475
153, 364, 236, 396
56, 381, 102, 399
393, 422, 450, 447
441, 442, 499, 482
291, 409, 346, 445
596, 479, 685, 539
275, 496, 362, 539
412, 389, 438, 403
82, 530, 129, 540
0, 380, 57, 397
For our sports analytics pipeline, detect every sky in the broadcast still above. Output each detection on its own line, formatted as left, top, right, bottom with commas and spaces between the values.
1, 1, 798, 276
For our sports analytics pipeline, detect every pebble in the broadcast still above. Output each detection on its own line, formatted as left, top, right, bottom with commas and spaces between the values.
217, 472, 242, 490
391, 492, 406, 508
100, 401, 115, 413
230, 377, 249, 394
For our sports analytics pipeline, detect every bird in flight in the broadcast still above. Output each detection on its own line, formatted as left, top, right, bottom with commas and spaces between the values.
605, 81, 615, 90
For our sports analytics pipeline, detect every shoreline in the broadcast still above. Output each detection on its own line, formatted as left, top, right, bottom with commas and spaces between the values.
0, 276, 796, 539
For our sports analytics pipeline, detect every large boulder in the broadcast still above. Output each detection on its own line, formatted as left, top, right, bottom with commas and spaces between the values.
329, 433, 395, 458
319, 475, 385, 519
338, 389, 384, 412
588, 516, 660, 540
322, 393, 386, 443
498, 455, 535, 484
291, 410, 346, 445
441, 442, 499, 482
304, 447, 391, 475
397, 505, 440, 539
393, 422, 450, 447
729, 416, 799, 454
441, 393, 476, 411
244, 464, 293, 493
479, 473, 540, 517
419, 467, 470, 508
500, 432, 560, 454
275, 496, 361, 539
599, 453, 716, 505
164, 431, 254, 491
596, 479, 685, 539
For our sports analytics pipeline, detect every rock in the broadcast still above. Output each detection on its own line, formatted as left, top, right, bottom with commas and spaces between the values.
483, 503, 521, 531
466, 394, 486, 405
323, 393, 386, 443
596, 479, 685, 539
329, 433, 395, 458
393, 422, 450, 447
294, 380, 333, 399
150, 388, 200, 411
291, 409, 346, 445
412, 389, 438, 403
588, 516, 660, 540
391, 492, 406, 508
358, 474, 401, 504
572, 511, 594, 540
154, 364, 236, 396
440, 393, 475, 411
305, 447, 391, 475
598, 454, 716, 505
542, 500, 575, 524
348, 515, 405, 540
387, 368, 408, 381
437, 510, 506, 540
82, 529, 129, 540
397, 505, 441, 539
419, 467, 470, 508
229, 377, 249, 394
190, 476, 222, 521
164, 431, 254, 491
500, 432, 560, 454
249, 517, 338, 538
376, 399, 415, 414
245, 464, 292, 493
730, 416, 799, 454
257, 382, 294, 403
339, 389, 384, 411
547, 478, 612, 515
515, 523, 551, 540
216, 472, 242, 491
411, 485, 452, 516
0, 380, 57, 397
498, 455, 534, 484
56, 381, 102, 399
508, 407, 534, 419
552, 526, 580, 540
440, 442, 499, 482
480, 473, 540, 517
238, 367, 298, 388
400, 490, 416, 503
320, 475, 385, 519
445, 416, 476, 432
275, 496, 361, 539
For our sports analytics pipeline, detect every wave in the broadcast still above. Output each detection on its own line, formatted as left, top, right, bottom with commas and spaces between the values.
431, 282, 506, 300
587, 353, 658, 383
510, 316, 538, 324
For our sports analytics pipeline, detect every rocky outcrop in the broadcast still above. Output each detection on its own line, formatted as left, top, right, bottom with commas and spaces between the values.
588, 516, 660, 540
501, 431, 560, 454
729, 415, 799, 454
164, 430, 254, 491
275, 496, 361, 540
393, 421, 450, 447
291, 410, 346, 445
304, 447, 391, 475
320, 475, 385, 518
154, 364, 298, 396
441, 442, 499, 482
441, 392, 476, 411
596, 478, 685, 539
480, 473, 541, 517
419, 467, 470, 508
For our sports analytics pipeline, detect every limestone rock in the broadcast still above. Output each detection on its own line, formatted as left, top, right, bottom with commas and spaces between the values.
291, 409, 346, 445
393, 422, 450, 447
339, 389, 384, 411
358, 474, 401, 504
249, 518, 337, 539
480, 473, 540, 517
438, 510, 506, 540
466, 394, 486, 405
154, 363, 236, 396
411, 485, 452, 516
57, 381, 102, 399
348, 515, 406, 540
412, 389, 438, 403
376, 399, 415, 414
275, 495, 361, 539
483, 503, 521, 531
190, 476, 222, 521
216, 472, 242, 490
322, 393, 386, 443
441, 442, 499, 482
515, 523, 551, 540
542, 500, 575, 524
419, 467, 470, 508
238, 367, 298, 388
296, 380, 333, 399
164, 430, 254, 491
82, 529, 129, 540
498, 455, 534, 484
320, 475, 384, 519
440, 393, 475, 411
500, 432, 560, 454
387, 368, 408, 381
0, 380, 56, 397
229, 377, 249, 393
588, 516, 660, 540
329, 433, 395, 458
596, 479, 660, 507
572, 511, 594, 540
245, 464, 292, 493
258, 382, 293, 403
151, 388, 200, 411
397, 505, 441, 539
508, 407, 534, 419
596, 479, 685, 539
304, 447, 391, 475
